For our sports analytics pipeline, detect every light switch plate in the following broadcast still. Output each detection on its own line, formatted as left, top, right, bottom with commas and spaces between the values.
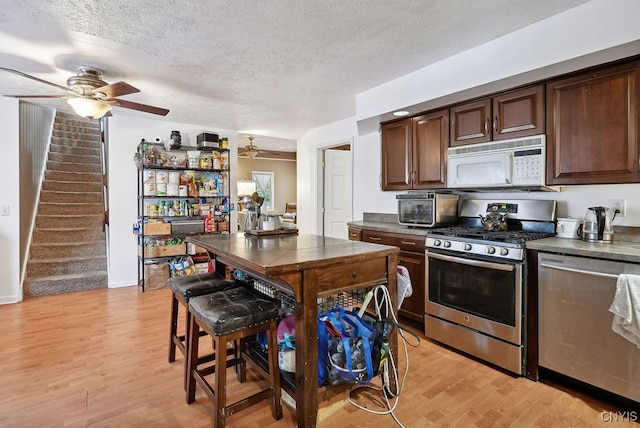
0, 205, 9, 216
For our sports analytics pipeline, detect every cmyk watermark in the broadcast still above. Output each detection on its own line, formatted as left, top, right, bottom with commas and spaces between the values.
600, 411, 638, 423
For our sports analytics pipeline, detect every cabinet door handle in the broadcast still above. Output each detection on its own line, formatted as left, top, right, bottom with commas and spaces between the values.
494, 116, 498, 133
369, 237, 382, 241
484, 118, 489, 135
400, 241, 416, 246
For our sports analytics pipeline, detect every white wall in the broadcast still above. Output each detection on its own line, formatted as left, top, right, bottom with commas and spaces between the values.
107, 115, 237, 288
356, 0, 640, 134
299, 0, 640, 231
0, 98, 21, 303
297, 117, 385, 234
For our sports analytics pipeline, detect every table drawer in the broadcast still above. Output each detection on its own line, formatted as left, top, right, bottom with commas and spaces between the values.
316, 256, 388, 293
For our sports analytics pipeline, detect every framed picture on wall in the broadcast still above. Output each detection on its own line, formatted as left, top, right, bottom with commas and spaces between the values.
252, 171, 274, 212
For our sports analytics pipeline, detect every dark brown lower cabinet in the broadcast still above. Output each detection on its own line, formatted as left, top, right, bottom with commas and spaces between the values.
359, 229, 425, 325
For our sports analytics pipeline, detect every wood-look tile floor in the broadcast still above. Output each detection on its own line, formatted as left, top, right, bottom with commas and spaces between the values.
0, 286, 636, 427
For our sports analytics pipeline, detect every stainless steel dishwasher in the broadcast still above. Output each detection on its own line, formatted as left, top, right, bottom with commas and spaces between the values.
538, 253, 640, 402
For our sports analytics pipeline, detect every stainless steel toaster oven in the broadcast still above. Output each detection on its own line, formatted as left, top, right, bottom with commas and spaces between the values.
396, 192, 458, 227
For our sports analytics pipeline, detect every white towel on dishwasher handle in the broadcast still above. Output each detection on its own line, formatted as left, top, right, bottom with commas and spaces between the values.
608, 273, 640, 348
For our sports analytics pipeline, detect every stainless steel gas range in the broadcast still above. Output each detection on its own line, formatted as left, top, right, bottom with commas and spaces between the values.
425, 199, 556, 375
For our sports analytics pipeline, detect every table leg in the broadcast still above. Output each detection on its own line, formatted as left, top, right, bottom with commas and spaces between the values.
295, 270, 319, 428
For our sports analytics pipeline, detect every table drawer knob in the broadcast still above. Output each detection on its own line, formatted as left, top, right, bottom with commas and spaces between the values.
352, 272, 358, 278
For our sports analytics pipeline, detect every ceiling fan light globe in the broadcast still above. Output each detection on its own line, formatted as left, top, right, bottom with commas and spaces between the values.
245, 150, 258, 158
67, 97, 112, 119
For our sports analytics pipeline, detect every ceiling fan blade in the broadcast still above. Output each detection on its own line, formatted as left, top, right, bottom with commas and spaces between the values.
3, 94, 67, 98
92, 81, 139, 99
0, 67, 75, 95
110, 98, 169, 116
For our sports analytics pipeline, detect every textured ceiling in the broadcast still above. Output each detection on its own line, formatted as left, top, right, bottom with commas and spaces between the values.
0, 0, 589, 151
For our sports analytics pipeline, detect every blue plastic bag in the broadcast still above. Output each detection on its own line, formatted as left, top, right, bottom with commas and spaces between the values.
317, 308, 375, 386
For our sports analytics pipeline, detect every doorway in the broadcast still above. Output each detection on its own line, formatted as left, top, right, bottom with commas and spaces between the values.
319, 143, 352, 239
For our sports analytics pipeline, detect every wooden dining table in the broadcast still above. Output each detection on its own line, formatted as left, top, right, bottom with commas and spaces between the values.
185, 233, 399, 428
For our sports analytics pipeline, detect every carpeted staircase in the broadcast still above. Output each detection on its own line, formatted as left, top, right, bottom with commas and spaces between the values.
24, 111, 108, 298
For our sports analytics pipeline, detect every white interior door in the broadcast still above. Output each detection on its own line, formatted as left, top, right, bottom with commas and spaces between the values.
323, 149, 352, 238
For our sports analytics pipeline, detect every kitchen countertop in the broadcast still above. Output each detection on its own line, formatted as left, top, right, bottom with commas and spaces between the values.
526, 237, 640, 264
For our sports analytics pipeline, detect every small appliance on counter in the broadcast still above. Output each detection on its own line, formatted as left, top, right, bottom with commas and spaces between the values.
396, 192, 458, 227
556, 217, 581, 239
197, 132, 220, 149
577, 206, 614, 243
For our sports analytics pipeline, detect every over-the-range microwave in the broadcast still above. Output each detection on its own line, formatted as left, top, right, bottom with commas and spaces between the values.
447, 134, 548, 190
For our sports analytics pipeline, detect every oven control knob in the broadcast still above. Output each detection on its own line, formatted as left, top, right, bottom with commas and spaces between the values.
485, 246, 496, 254
499, 247, 509, 256
443, 241, 451, 248
433, 239, 441, 247
463, 243, 472, 251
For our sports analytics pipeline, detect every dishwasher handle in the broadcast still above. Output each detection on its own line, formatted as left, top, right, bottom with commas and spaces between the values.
539, 262, 620, 280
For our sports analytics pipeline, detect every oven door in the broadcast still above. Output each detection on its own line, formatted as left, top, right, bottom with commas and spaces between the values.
426, 250, 523, 345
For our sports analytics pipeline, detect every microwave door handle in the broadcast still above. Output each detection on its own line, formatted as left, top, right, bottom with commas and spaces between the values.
427, 251, 515, 272
505, 152, 513, 184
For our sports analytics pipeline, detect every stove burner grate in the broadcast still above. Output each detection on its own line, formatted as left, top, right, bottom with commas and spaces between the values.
428, 227, 554, 244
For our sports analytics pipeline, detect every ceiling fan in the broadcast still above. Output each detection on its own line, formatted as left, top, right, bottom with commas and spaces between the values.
0, 66, 169, 119
240, 136, 260, 158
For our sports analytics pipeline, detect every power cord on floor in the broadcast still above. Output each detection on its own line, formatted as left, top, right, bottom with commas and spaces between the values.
349, 284, 421, 427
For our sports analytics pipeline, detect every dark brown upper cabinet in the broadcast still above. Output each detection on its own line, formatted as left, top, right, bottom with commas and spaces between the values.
546, 61, 640, 185
381, 109, 448, 190
450, 85, 545, 146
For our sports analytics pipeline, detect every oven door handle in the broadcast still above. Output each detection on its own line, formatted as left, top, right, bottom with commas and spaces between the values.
427, 251, 515, 272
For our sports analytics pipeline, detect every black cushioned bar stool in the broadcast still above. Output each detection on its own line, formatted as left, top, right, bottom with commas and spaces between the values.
168, 272, 237, 363
169, 273, 241, 390
186, 286, 282, 427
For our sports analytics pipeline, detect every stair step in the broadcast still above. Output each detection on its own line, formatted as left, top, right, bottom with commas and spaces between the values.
33, 227, 106, 242
54, 112, 101, 127
46, 160, 101, 173
40, 190, 102, 204
49, 151, 100, 165
36, 214, 104, 228
26, 255, 107, 277
24, 271, 108, 298
44, 170, 102, 183
42, 180, 102, 193
37, 202, 104, 215
30, 241, 107, 258
52, 131, 101, 143
52, 122, 101, 134
49, 143, 100, 157
50, 136, 100, 149
32, 227, 106, 244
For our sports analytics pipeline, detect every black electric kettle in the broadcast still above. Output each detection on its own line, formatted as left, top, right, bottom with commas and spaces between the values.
577, 206, 614, 243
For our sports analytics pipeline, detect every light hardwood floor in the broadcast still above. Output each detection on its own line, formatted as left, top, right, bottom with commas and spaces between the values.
0, 286, 636, 427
